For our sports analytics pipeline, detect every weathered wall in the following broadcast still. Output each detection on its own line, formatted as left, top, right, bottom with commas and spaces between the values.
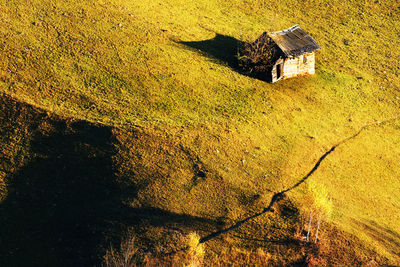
283, 52, 315, 79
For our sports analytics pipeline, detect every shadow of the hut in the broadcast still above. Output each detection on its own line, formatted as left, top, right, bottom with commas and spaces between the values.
179, 34, 241, 68
178, 33, 273, 82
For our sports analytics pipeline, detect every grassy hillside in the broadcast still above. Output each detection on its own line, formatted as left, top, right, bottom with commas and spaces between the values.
1, 0, 400, 265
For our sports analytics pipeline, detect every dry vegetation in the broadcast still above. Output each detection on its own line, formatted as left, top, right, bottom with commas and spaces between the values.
1, 0, 400, 266
237, 32, 279, 78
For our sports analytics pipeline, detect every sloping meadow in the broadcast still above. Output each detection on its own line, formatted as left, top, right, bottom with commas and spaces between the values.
1, 0, 400, 264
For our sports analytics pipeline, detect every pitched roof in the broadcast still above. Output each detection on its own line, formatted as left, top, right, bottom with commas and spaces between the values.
268, 25, 321, 58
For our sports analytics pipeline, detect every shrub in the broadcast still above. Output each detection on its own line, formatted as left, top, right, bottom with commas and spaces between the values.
237, 33, 279, 76
103, 235, 138, 267
185, 232, 205, 267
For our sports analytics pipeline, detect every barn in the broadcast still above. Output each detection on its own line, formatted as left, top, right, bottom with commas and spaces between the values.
268, 25, 321, 82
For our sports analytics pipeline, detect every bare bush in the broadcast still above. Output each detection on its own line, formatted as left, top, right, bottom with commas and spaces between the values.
103, 235, 138, 267
237, 33, 279, 75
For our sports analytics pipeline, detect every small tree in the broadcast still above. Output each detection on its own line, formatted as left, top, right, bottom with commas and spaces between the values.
303, 181, 333, 243
185, 232, 204, 267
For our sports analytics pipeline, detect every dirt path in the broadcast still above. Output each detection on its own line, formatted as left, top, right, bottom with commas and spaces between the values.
199, 115, 400, 243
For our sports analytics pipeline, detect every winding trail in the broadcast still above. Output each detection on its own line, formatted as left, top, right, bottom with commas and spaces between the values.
199, 115, 400, 244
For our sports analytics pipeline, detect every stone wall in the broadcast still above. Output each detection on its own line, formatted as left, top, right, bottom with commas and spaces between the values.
283, 52, 315, 79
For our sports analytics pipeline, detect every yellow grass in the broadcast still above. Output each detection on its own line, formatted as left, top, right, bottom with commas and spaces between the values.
1, 0, 400, 264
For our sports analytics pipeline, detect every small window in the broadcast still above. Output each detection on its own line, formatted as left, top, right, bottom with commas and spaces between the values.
303, 55, 307, 64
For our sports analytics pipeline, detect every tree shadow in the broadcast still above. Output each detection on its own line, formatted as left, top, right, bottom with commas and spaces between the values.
233, 235, 304, 246
178, 33, 273, 82
352, 219, 400, 258
0, 95, 223, 267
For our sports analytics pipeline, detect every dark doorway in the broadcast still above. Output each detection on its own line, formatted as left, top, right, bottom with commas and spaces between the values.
276, 63, 282, 79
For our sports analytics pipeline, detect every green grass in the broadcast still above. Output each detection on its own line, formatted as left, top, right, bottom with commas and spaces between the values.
1, 0, 400, 265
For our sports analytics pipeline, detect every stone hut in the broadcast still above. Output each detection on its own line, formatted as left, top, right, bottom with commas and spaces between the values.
268, 25, 321, 82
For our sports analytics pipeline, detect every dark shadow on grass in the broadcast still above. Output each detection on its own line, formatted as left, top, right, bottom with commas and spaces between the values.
0, 120, 119, 267
233, 234, 304, 246
179, 34, 243, 69
118, 206, 224, 233
178, 33, 273, 82
352, 219, 400, 257
0, 95, 223, 267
